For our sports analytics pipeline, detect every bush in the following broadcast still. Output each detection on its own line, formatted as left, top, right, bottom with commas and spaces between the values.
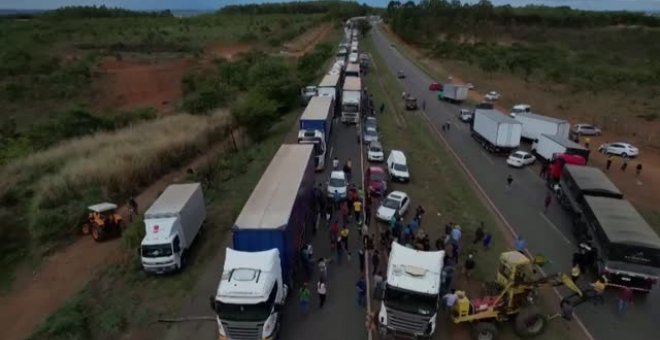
232, 90, 280, 141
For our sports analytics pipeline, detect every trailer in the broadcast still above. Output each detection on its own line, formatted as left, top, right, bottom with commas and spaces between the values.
471, 109, 522, 154
317, 73, 340, 101
341, 77, 361, 124
345, 63, 360, 78
512, 111, 570, 141
532, 133, 590, 162
558, 165, 623, 216
439, 84, 468, 103
299, 96, 334, 171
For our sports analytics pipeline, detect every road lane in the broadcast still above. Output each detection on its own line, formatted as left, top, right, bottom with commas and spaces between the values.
371, 26, 659, 340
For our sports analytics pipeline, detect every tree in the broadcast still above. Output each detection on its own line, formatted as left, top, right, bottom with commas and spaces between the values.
231, 90, 279, 142
357, 18, 372, 37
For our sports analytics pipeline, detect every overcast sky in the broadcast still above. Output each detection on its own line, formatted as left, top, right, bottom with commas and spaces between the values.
2, 0, 660, 12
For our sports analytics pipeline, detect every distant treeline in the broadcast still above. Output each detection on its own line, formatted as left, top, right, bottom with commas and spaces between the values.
220, 0, 369, 19
41, 5, 173, 19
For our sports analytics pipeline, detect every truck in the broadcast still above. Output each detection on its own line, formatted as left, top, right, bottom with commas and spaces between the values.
546, 153, 587, 185
317, 74, 340, 101
438, 84, 469, 103
532, 133, 590, 162
378, 242, 444, 339
579, 196, 660, 292
211, 144, 315, 339
298, 96, 334, 171
140, 183, 205, 274
511, 111, 570, 141
558, 165, 623, 217
345, 62, 360, 78
471, 109, 522, 154
341, 76, 362, 124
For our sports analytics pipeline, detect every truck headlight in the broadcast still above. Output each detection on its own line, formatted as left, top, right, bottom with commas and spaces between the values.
262, 314, 276, 338
378, 305, 387, 326
217, 320, 226, 337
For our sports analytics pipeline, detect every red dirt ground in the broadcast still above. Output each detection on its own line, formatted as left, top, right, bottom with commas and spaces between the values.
282, 24, 332, 57
206, 43, 253, 61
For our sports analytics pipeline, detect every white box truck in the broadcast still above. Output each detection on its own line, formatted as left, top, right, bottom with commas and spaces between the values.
471, 109, 522, 153
317, 74, 340, 101
378, 242, 444, 339
511, 111, 570, 141
532, 133, 591, 162
140, 183, 205, 274
341, 77, 362, 124
439, 84, 469, 103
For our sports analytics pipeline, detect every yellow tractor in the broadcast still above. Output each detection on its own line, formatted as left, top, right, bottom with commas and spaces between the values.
451, 251, 590, 340
81, 203, 124, 242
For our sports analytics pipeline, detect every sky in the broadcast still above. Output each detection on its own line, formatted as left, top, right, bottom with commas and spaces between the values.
1, 0, 660, 12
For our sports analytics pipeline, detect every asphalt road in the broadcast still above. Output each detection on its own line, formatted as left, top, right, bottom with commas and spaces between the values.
370, 26, 659, 340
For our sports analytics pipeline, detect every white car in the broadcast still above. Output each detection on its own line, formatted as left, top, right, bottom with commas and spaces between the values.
598, 142, 639, 157
363, 126, 379, 144
367, 141, 384, 162
327, 171, 348, 198
506, 151, 536, 168
376, 191, 410, 222
459, 109, 473, 122
485, 91, 500, 101
572, 124, 602, 136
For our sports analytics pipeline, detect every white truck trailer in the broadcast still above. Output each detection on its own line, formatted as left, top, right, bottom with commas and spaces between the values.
140, 183, 205, 274
341, 76, 362, 124
439, 84, 469, 103
512, 111, 570, 141
471, 109, 522, 154
532, 133, 590, 162
317, 73, 340, 100
378, 242, 444, 339
298, 96, 334, 171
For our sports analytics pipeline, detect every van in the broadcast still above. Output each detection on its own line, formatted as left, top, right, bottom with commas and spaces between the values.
387, 150, 410, 183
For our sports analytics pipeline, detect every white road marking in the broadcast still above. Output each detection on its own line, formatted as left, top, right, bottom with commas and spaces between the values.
539, 212, 572, 245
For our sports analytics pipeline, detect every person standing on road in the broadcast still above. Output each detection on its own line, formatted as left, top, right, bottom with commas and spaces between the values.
617, 286, 633, 314
344, 160, 353, 182
445, 120, 451, 131
605, 154, 613, 170
515, 236, 526, 253
483, 232, 493, 250
401, 91, 407, 99
333, 189, 341, 211
299, 283, 311, 315
353, 199, 363, 224
544, 191, 552, 213
506, 174, 514, 191
636, 163, 643, 177
371, 249, 380, 275
464, 253, 476, 279
340, 225, 350, 252
591, 278, 606, 305
380, 103, 385, 114
621, 155, 629, 171
442, 289, 458, 312
356, 275, 367, 307
450, 225, 462, 245
415, 205, 425, 226
473, 222, 485, 244
356, 122, 361, 144
318, 257, 328, 281
317, 279, 327, 308
333, 157, 339, 170
539, 162, 547, 179
340, 200, 349, 226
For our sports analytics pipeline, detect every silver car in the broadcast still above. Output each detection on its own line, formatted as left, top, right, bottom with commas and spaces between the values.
572, 124, 602, 136
363, 126, 379, 144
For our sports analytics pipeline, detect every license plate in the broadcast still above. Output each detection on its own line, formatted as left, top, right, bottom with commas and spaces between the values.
621, 277, 631, 282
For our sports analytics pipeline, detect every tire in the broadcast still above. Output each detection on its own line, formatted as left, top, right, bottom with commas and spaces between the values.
473, 322, 498, 340
91, 225, 102, 242
514, 306, 547, 338
621, 153, 628, 158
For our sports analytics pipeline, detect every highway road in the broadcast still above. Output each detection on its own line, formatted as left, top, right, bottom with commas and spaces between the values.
370, 26, 659, 340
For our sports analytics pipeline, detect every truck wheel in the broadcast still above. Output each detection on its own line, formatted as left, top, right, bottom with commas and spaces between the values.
514, 306, 547, 338
91, 225, 103, 242
473, 322, 498, 340
81, 224, 90, 235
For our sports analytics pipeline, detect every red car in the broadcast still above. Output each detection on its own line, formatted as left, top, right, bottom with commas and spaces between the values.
429, 82, 443, 91
365, 166, 388, 196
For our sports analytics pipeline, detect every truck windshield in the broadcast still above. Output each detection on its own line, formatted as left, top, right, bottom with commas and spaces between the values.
342, 104, 359, 113
384, 285, 438, 316
216, 301, 272, 322
141, 244, 172, 258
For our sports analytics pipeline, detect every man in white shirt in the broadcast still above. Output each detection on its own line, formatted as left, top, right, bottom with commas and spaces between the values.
443, 289, 458, 312
317, 279, 327, 308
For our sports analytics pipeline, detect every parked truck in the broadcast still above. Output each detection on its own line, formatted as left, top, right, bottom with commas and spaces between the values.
317, 73, 340, 101
438, 84, 468, 103
341, 76, 362, 124
511, 111, 570, 141
532, 133, 590, 162
140, 183, 205, 274
345, 62, 360, 78
558, 165, 623, 217
471, 109, 522, 153
378, 242, 444, 339
211, 144, 315, 339
298, 96, 334, 171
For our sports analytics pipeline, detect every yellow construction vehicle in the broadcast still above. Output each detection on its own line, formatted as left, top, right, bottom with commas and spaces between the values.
451, 251, 591, 340
81, 202, 123, 242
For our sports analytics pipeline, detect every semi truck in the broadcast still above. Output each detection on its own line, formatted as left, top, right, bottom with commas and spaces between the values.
298, 96, 334, 171
211, 144, 315, 339
140, 183, 205, 274
558, 165, 623, 216
345, 63, 360, 78
438, 84, 468, 103
546, 153, 587, 185
378, 242, 444, 339
341, 76, 362, 124
317, 74, 340, 101
511, 111, 570, 141
532, 133, 590, 162
471, 109, 522, 154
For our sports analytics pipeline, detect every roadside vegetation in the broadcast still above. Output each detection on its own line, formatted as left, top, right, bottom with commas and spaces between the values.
364, 32, 578, 340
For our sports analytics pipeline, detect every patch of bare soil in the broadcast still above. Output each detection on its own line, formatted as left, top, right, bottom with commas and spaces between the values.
206, 43, 253, 61
282, 24, 332, 57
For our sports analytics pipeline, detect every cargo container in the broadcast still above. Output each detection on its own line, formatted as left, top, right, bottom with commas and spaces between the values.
512, 111, 570, 141
471, 109, 522, 153
532, 133, 590, 162
439, 84, 469, 103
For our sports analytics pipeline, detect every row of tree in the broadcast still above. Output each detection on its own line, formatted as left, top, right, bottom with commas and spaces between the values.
220, 0, 369, 20
41, 6, 174, 19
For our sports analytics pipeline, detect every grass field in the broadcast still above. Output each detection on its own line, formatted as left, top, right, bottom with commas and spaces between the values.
363, 33, 579, 340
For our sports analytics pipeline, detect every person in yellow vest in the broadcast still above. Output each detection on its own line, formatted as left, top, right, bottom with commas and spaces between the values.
454, 291, 472, 317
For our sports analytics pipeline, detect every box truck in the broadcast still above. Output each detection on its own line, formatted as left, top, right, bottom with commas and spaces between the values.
317, 73, 340, 101
511, 111, 570, 141
438, 84, 468, 103
378, 242, 444, 338
471, 109, 522, 153
298, 96, 334, 171
211, 144, 314, 339
341, 77, 362, 124
346, 63, 360, 78
140, 183, 205, 274
532, 133, 590, 162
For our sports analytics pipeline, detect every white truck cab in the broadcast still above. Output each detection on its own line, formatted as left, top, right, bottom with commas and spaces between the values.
379, 242, 444, 339
211, 248, 287, 340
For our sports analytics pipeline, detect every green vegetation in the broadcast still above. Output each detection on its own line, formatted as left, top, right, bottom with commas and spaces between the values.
385, 1, 660, 93
220, 0, 369, 19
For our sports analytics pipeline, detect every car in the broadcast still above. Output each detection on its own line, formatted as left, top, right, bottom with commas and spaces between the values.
365, 166, 388, 196
572, 124, 602, 136
598, 142, 639, 157
376, 191, 410, 222
506, 151, 536, 168
387, 150, 410, 182
429, 82, 443, 91
300, 86, 317, 105
363, 126, 379, 144
327, 171, 347, 199
466, 82, 475, 90
485, 91, 500, 101
367, 141, 384, 162
397, 70, 406, 79
459, 109, 473, 122
365, 116, 377, 130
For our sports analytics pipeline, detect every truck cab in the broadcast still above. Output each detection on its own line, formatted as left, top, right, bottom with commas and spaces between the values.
298, 129, 326, 171
379, 242, 444, 339
141, 219, 183, 273
211, 248, 287, 340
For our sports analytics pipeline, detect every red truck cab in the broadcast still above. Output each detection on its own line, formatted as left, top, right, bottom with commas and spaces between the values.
548, 153, 586, 183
